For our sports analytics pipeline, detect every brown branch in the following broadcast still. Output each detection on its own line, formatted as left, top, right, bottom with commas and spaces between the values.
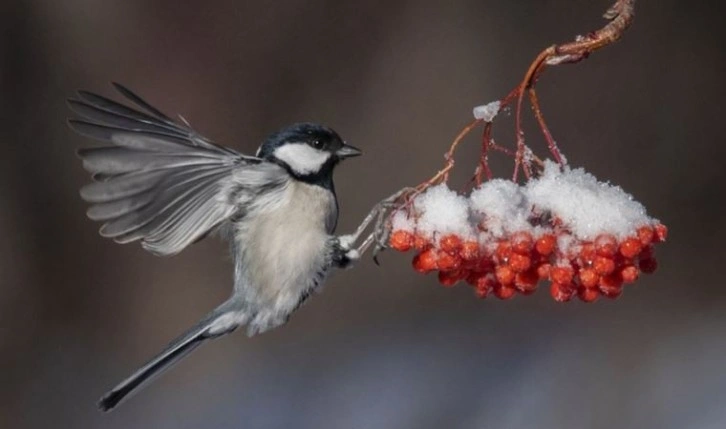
510, 0, 635, 180
414, 118, 481, 193
417, 0, 636, 189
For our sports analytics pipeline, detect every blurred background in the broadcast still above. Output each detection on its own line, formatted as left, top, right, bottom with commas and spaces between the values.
2, 1, 724, 428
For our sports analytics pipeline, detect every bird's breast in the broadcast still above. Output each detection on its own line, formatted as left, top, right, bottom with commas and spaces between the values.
233, 181, 338, 329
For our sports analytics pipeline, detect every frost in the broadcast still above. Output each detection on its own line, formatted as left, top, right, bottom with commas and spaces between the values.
473, 101, 501, 122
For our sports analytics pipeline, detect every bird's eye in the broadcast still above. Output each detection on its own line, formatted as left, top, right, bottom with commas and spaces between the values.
311, 139, 324, 149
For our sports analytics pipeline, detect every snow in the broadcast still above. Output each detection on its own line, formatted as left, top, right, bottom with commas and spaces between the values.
470, 179, 532, 238
473, 101, 501, 122
396, 161, 656, 245
412, 184, 473, 239
391, 210, 415, 232
526, 161, 654, 240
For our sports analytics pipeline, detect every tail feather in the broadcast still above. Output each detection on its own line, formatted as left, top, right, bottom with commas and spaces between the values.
98, 304, 241, 412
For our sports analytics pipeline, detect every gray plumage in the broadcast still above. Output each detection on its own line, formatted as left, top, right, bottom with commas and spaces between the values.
68, 83, 361, 411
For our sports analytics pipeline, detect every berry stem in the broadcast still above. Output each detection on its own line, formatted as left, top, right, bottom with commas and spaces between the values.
476, 122, 494, 184
528, 87, 563, 166
415, 0, 635, 190
513, 48, 551, 182
418, 118, 482, 191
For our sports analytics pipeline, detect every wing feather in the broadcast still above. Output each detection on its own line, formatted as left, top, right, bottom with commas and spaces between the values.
69, 119, 197, 153
68, 98, 185, 137
111, 82, 176, 123
98, 166, 229, 239
86, 191, 155, 221
80, 169, 168, 203
69, 84, 284, 256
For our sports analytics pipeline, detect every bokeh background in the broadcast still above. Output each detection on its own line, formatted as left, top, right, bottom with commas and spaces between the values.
2, 1, 725, 428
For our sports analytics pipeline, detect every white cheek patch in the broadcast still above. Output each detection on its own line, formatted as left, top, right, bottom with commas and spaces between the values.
273, 143, 331, 175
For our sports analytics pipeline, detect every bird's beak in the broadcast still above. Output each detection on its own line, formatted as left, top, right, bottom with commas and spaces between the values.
336, 143, 362, 159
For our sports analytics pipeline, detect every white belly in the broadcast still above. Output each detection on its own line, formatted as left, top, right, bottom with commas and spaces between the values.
233, 181, 337, 333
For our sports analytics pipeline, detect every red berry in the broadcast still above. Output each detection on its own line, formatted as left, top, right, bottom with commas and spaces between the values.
495, 241, 512, 262
389, 230, 414, 252
515, 269, 539, 292
550, 282, 574, 302
578, 243, 596, 264
578, 268, 600, 288
537, 263, 552, 279
593, 256, 616, 275
437, 252, 461, 272
535, 234, 556, 256
637, 226, 654, 246
460, 241, 480, 261
493, 283, 516, 300
621, 265, 639, 283
578, 286, 600, 303
601, 288, 622, 299
439, 234, 462, 254
508, 253, 532, 273
465, 271, 481, 286
495, 265, 515, 285
620, 237, 643, 259
599, 272, 623, 297
438, 270, 462, 287
654, 223, 668, 242
639, 257, 658, 274
474, 256, 495, 274
474, 276, 493, 298
511, 231, 534, 254
594, 234, 618, 257
412, 249, 438, 273
550, 266, 574, 285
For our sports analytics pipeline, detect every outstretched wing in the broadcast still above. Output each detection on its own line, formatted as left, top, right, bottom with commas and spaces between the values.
68, 83, 276, 256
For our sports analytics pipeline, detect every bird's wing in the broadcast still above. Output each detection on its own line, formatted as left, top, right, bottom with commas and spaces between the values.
68, 83, 285, 256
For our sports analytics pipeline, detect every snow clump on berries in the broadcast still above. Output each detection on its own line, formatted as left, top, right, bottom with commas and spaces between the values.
526, 161, 653, 240
391, 210, 415, 233
412, 184, 474, 240
470, 179, 532, 238
387, 163, 667, 303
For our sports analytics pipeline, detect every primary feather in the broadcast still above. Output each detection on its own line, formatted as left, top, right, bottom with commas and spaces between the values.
69, 83, 268, 256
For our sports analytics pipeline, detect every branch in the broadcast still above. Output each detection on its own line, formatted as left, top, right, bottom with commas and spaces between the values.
416, 0, 636, 189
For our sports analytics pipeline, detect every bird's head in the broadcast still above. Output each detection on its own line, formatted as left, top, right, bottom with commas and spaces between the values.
257, 123, 361, 183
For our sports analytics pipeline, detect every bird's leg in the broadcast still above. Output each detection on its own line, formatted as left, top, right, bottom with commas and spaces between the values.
337, 206, 381, 251
371, 205, 394, 264
355, 204, 393, 262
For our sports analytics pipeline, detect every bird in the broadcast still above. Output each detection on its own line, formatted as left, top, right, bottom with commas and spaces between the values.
67, 83, 369, 411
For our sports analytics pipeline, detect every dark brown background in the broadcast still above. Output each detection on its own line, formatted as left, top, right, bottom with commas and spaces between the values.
2, 1, 724, 428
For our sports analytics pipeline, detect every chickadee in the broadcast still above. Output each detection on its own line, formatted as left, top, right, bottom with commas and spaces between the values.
68, 83, 376, 411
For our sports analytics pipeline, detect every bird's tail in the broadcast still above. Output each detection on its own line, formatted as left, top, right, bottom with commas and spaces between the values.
98, 301, 243, 411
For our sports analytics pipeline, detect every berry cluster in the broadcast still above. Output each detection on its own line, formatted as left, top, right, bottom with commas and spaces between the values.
386, 163, 667, 302
389, 224, 667, 302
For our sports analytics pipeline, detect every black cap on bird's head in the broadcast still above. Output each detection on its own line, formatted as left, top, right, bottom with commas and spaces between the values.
257, 123, 361, 183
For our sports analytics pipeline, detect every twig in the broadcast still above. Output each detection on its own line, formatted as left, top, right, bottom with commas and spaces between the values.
417, 0, 636, 187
